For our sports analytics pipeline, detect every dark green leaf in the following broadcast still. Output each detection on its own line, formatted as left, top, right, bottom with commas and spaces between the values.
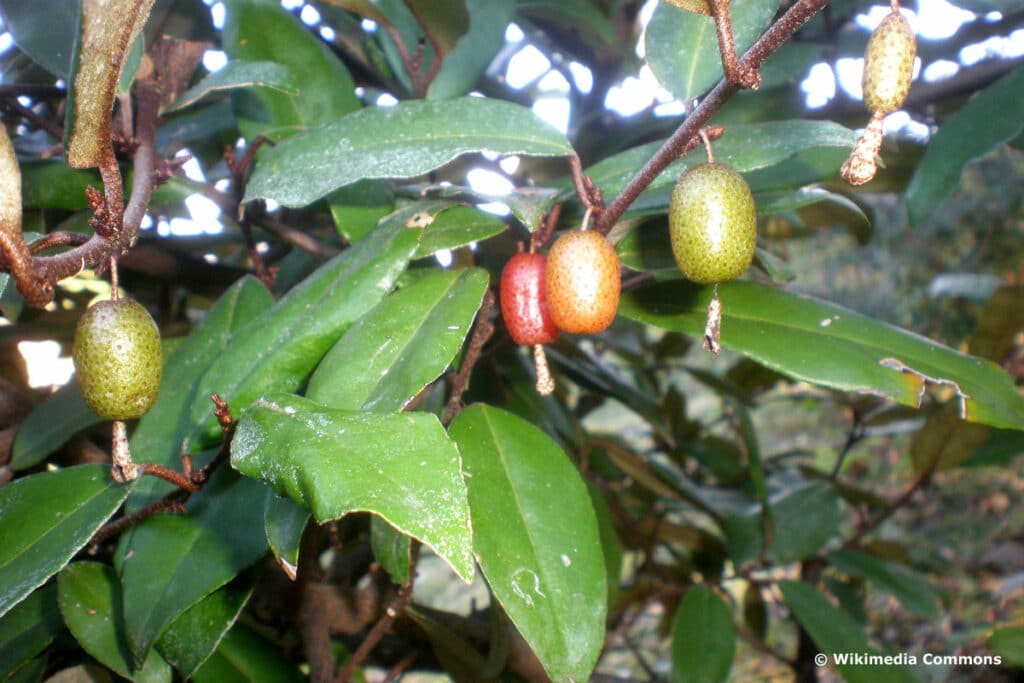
223, 0, 359, 139
988, 626, 1024, 667
0, 586, 62, 676
768, 482, 841, 563
231, 393, 474, 581
618, 281, 1024, 430
165, 60, 297, 113
58, 562, 171, 682
263, 492, 308, 578
428, 0, 516, 99
517, 0, 619, 52
586, 484, 622, 609
403, 0, 469, 55
413, 207, 507, 258
963, 428, 1024, 468
328, 180, 395, 244
306, 268, 488, 411
129, 276, 274, 509
186, 221, 419, 446
191, 623, 304, 683
11, 379, 102, 471
20, 161, 99, 210
119, 468, 269, 663
449, 405, 606, 682
244, 98, 573, 207
671, 585, 736, 683
778, 580, 918, 683
828, 550, 940, 619
156, 580, 254, 679
370, 516, 412, 585
756, 186, 868, 224
0, 0, 78, 77
906, 65, 1024, 226
6, 655, 45, 683
646, 0, 779, 101
0, 465, 130, 619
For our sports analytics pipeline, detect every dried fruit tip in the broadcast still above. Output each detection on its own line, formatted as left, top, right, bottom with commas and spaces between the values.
841, 113, 885, 186
533, 344, 555, 396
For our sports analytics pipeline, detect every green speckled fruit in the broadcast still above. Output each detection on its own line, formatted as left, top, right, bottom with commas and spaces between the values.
668, 162, 756, 284
73, 299, 162, 419
863, 11, 916, 115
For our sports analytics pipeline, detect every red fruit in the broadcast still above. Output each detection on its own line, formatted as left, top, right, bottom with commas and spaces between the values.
500, 252, 560, 346
545, 230, 621, 334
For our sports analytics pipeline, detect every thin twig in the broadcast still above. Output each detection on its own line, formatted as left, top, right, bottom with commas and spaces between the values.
442, 289, 495, 427
843, 466, 934, 549
593, 0, 830, 235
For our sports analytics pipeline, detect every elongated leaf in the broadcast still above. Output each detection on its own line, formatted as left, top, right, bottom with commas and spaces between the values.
671, 585, 736, 683
449, 405, 606, 682
619, 281, 1024, 430
988, 626, 1024, 667
779, 580, 917, 683
129, 276, 274, 509
191, 623, 304, 683
328, 180, 395, 245
0, 0, 79, 77
263, 492, 308, 579
517, 0, 619, 52
583, 120, 856, 200
906, 65, 1024, 227
231, 393, 474, 581
646, 0, 779, 101
371, 516, 412, 585
0, 466, 130, 619
404, 0, 469, 56
244, 98, 573, 207
119, 468, 269, 663
156, 579, 253, 678
828, 550, 940, 619
413, 207, 507, 258
65, 0, 155, 168
428, 0, 515, 99
58, 563, 171, 682
11, 380, 102, 471
0, 587, 62, 676
186, 221, 419, 446
165, 60, 297, 113
223, 0, 359, 139
306, 268, 488, 411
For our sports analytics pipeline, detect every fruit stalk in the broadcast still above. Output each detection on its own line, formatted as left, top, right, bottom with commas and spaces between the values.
110, 420, 138, 482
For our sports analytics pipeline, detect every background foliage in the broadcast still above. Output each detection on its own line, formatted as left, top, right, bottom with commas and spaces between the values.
0, 0, 1022, 681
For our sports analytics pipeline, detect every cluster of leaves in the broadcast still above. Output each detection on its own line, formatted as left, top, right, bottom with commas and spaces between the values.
0, 0, 1023, 681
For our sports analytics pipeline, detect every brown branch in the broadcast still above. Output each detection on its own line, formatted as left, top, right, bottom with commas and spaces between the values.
334, 543, 421, 683
842, 466, 934, 549
297, 524, 335, 683
27, 232, 90, 254
442, 288, 495, 427
593, 0, 830, 235
0, 96, 64, 140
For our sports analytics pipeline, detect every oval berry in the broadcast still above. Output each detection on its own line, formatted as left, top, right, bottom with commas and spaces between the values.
545, 230, 621, 334
73, 298, 162, 420
668, 162, 756, 284
863, 11, 916, 115
500, 252, 560, 346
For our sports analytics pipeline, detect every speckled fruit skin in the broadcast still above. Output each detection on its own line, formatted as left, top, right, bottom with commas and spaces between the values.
668, 162, 756, 284
500, 253, 560, 346
73, 299, 162, 420
545, 230, 621, 334
863, 12, 916, 115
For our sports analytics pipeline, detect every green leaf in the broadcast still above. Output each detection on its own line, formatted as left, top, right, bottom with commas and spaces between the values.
906, 65, 1024, 227
584, 120, 855, 200
370, 516, 412, 585
0, 465, 130, 619
0, 587, 62, 677
0, 0, 79, 78
11, 379, 102, 471
119, 468, 269, 663
263, 492, 308, 578
231, 393, 474, 581
244, 97, 573, 207
671, 585, 736, 683
328, 180, 395, 244
403, 0, 469, 56
646, 0, 779, 101
64, 0, 155, 168
757, 186, 868, 224
20, 161, 100, 210
586, 484, 622, 609
413, 206, 508, 258
768, 483, 840, 563
828, 550, 940, 619
129, 276, 274, 509
448, 405, 606, 683
306, 268, 488, 411
618, 281, 1024, 430
428, 0, 516, 99
517, 0, 620, 53
988, 626, 1024, 667
164, 60, 297, 113
223, 0, 359, 139
186, 220, 419, 446
191, 622, 304, 683
58, 563, 171, 683
156, 579, 254, 679
778, 580, 918, 683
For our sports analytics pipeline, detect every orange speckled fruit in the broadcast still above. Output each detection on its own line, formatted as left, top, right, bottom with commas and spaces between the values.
545, 230, 621, 334
863, 11, 916, 115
